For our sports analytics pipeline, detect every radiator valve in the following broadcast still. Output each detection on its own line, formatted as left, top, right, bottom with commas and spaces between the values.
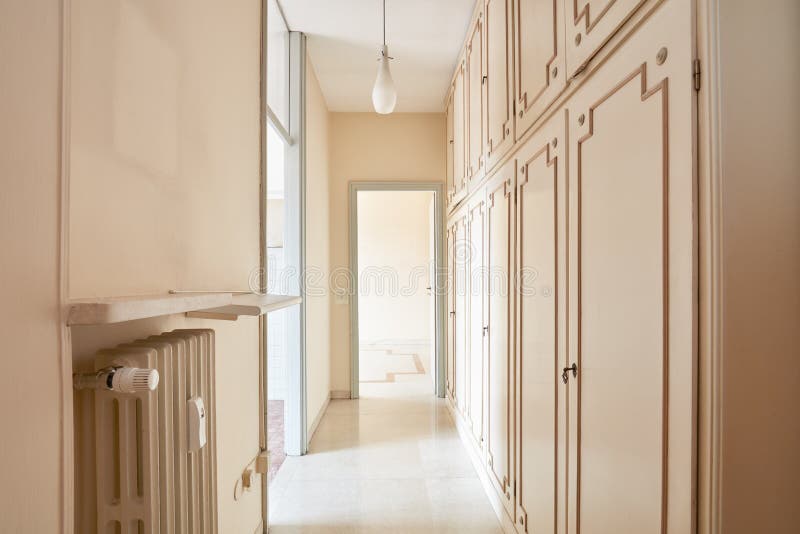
73, 366, 159, 394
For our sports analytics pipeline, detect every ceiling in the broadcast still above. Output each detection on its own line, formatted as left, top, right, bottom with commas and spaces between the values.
279, 0, 475, 112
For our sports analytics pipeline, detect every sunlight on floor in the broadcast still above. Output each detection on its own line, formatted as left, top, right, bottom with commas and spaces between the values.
267, 342, 502, 533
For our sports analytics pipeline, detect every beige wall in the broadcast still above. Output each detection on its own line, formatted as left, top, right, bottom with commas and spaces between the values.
716, 1, 800, 532
357, 191, 434, 344
0, 0, 64, 531
305, 57, 332, 434
328, 113, 445, 394
68, 0, 263, 532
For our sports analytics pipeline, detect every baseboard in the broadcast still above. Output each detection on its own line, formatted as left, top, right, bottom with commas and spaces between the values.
360, 338, 431, 346
330, 390, 351, 400
307, 394, 330, 443
445, 399, 518, 534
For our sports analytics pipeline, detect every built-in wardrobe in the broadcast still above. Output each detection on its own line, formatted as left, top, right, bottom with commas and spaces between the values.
444, 0, 696, 532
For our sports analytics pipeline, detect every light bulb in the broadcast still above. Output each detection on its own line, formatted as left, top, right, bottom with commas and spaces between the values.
372, 45, 397, 114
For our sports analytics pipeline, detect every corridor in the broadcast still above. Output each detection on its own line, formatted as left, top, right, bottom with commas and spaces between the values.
268, 343, 502, 533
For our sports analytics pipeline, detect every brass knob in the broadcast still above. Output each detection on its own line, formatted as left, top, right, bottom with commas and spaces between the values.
656, 47, 668, 65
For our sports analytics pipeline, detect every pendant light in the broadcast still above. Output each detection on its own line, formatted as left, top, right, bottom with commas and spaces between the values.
372, 0, 397, 114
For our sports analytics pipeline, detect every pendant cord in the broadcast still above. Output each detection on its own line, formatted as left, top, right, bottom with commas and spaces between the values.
382, 0, 386, 48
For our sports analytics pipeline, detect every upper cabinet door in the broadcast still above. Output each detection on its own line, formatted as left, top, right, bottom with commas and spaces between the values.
565, 0, 646, 77
514, 0, 567, 139
485, 162, 515, 518
453, 61, 467, 196
566, 0, 695, 532
446, 92, 455, 203
485, 0, 514, 171
466, 12, 484, 184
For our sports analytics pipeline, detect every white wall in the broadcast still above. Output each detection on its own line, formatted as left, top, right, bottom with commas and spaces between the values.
714, 1, 800, 532
0, 0, 64, 531
304, 56, 332, 435
68, 0, 263, 531
328, 113, 445, 395
357, 191, 434, 344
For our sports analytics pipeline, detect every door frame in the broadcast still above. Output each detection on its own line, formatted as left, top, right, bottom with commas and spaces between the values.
348, 182, 447, 399
281, 31, 308, 457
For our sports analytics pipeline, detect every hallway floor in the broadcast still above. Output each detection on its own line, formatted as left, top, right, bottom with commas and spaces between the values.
268, 343, 502, 533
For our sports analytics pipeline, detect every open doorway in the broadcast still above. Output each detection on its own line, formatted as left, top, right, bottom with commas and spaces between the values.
348, 183, 445, 399
265, 13, 306, 489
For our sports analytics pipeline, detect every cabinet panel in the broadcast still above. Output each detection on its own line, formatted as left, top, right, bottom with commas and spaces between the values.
565, 0, 646, 77
447, 224, 456, 399
566, 1, 695, 532
446, 92, 455, 202
466, 14, 484, 183
485, 164, 515, 516
467, 199, 486, 446
453, 62, 467, 196
514, 0, 566, 139
485, 0, 514, 171
454, 217, 468, 415
515, 113, 566, 534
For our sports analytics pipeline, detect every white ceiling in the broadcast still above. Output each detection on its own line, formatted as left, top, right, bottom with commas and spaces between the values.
279, 0, 475, 112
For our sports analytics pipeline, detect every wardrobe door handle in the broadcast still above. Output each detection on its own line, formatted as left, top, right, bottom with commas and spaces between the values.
561, 363, 577, 384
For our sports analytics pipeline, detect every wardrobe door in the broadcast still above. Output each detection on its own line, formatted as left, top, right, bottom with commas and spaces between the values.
453, 61, 467, 197
485, 0, 514, 171
565, 0, 647, 77
466, 12, 484, 184
454, 216, 468, 416
515, 113, 567, 534
566, 0, 696, 532
467, 198, 486, 447
446, 91, 455, 203
485, 163, 515, 517
446, 223, 456, 400
514, 0, 566, 139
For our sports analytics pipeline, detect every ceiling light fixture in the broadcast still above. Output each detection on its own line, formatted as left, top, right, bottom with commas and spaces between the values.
372, 0, 397, 114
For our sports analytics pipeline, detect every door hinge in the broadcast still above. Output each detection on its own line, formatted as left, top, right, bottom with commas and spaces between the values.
693, 59, 701, 91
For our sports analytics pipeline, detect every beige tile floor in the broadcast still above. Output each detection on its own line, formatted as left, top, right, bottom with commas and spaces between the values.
268, 344, 503, 533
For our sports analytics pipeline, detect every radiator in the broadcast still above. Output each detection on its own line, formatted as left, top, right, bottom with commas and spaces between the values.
92, 329, 218, 534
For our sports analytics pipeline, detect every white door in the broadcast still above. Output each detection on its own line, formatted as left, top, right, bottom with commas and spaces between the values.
467, 198, 486, 447
454, 216, 468, 415
428, 196, 436, 387
515, 111, 567, 533
566, 0, 696, 531
485, 161, 515, 518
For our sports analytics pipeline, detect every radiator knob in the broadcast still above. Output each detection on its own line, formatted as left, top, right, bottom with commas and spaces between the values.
112, 367, 159, 393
